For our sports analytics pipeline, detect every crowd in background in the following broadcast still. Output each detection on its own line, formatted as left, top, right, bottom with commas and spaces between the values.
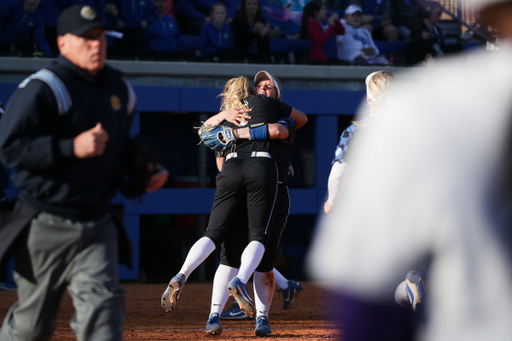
0, 0, 472, 65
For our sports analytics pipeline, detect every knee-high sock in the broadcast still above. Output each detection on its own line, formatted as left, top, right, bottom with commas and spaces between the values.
273, 267, 288, 290
236, 241, 265, 284
254, 271, 274, 317
179, 237, 216, 280
394, 280, 410, 308
210, 265, 239, 315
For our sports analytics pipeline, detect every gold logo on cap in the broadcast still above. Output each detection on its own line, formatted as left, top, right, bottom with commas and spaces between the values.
80, 6, 96, 20
111, 95, 121, 111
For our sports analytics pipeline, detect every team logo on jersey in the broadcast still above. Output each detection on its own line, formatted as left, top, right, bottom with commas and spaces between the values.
111, 95, 122, 111
224, 129, 233, 141
81, 6, 97, 20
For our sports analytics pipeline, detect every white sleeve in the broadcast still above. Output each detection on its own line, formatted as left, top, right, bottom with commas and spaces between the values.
327, 161, 349, 205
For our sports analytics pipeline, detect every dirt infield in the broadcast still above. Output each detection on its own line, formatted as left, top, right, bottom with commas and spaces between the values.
0, 281, 342, 340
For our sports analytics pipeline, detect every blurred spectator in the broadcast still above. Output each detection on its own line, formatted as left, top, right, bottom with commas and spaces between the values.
39, 0, 68, 56
200, 2, 236, 61
352, 0, 398, 41
232, 0, 278, 62
259, 0, 301, 36
143, 0, 186, 60
406, 1, 462, 64
301, 0, 345, 64
0, 0, 52, 57
107, 0, 159, 59
336, 5, 388, 64
175, 0, 235, 35
390, 0, 423, 41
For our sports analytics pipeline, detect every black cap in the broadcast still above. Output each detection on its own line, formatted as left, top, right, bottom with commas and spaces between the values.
57, 5, 106, 37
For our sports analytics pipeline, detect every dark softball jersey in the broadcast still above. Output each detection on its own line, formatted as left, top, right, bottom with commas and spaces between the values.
204, 94, 292, 248
223, 94, 292, 156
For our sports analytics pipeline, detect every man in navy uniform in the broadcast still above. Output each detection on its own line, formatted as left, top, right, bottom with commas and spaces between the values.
0, 5, 168, 340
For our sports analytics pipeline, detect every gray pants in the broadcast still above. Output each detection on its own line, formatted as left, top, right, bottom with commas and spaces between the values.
0, 212, 125, 341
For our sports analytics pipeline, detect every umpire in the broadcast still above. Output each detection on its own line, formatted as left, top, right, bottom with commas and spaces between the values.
0, 5, 167, 341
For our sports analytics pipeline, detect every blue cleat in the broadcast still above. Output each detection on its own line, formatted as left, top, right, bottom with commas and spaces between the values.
279, 280, 303, 310
227, 277, 256, 318
254, 316, 272, 337
161, 273, 185, 312
206, 313, 223, 336
220, 303, 255, 320
405, 270, 428, 311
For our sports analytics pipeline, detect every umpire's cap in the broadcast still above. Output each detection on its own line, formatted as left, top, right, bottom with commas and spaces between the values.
254, 71, 282, 100
58, 5, 105, 37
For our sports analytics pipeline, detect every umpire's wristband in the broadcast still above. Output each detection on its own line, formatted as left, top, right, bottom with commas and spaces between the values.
249, 124, 269, 140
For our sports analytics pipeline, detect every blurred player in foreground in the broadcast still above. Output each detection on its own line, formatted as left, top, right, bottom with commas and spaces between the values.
309, 0, 512, 340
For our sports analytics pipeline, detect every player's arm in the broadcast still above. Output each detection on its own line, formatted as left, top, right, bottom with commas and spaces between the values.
289, 108, 307, 129
324, 124, 355, 214
324, 161, 349, 215
216, 155, 225, 172
232, 123, 286, 140
204, 108, 252, 126
233, 117, 297, 140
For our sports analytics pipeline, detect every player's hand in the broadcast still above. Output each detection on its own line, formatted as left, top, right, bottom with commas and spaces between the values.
74, 123, 109, 158
205, 108, 252, 126
324, 201, 333, 215
146, 164, 169, 191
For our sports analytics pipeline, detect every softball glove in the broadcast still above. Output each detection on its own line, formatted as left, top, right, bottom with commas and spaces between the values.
198, 124, 237, 151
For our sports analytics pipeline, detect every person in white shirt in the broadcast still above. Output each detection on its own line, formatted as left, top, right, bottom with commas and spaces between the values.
336, 4, 386, 64
309, 0, 512, 340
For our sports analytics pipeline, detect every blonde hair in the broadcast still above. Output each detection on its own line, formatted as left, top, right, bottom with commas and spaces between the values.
219, 76, 253, 111
366, 71, 394, 104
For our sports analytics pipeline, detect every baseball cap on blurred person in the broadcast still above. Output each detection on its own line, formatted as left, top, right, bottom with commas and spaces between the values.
57, 5, 105, 37
254, 70, 282, 100
344, 4, 363, 15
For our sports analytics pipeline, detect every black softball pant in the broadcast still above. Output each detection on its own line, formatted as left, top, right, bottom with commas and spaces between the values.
203, 157, 278, 248
219, 183, 290, 272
